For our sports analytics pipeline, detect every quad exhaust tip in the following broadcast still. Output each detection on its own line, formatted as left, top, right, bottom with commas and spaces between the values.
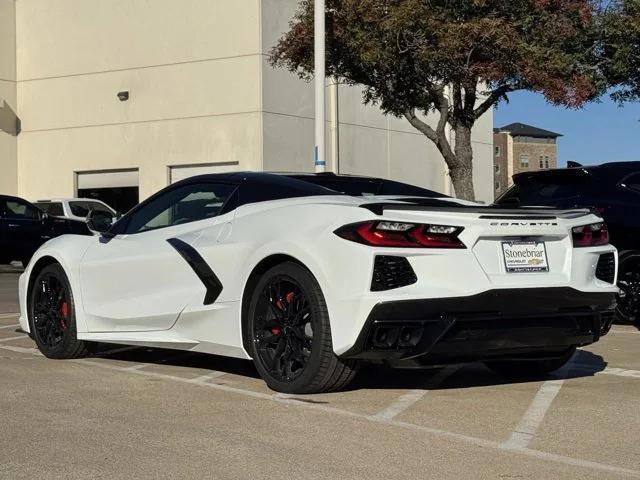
372, 325, 423, 349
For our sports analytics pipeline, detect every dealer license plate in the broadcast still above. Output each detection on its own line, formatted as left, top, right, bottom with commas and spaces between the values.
502, 241, 549, 273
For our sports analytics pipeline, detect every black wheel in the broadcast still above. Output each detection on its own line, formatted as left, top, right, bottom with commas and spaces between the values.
247, 262, 358, 394
616, 252, 640, 325
485, 347, 576, 379
28, 263, 88, 359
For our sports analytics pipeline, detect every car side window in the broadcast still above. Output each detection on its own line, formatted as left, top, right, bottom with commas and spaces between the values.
124, 183, 237, 235
69, 201, 113, 218
36, 202, 64, 217
5, 200, 40, 220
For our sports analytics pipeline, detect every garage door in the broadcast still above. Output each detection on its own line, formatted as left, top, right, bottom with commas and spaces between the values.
76, 169, 140, 214
169, 162, 240, 184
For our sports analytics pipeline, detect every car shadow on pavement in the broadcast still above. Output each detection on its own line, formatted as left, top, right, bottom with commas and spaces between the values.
88, 343, 607, 392
90, 344, 262, 380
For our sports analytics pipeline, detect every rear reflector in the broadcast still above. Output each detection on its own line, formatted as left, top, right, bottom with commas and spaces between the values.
335, 221, 465, 249
572, 223, 609, 247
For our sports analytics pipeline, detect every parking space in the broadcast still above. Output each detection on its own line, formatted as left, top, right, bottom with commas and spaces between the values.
0, 270, 638, 479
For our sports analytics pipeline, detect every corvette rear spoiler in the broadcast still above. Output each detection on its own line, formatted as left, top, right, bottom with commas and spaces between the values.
361, 201, 592, 220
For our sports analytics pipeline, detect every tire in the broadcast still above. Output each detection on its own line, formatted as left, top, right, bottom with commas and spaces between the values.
485, 347, 576, 379
28, 263, 88, 359
247, 262, 358, 394
616, 251, 640, 325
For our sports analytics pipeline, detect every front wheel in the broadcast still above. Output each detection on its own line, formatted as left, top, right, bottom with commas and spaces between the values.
28, 263, 88, 359
247, 262, 358, 394
485, 347, 576, 379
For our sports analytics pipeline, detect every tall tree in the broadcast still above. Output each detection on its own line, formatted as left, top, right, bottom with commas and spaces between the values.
601, 0, 640, 103
272, 0, 605, 200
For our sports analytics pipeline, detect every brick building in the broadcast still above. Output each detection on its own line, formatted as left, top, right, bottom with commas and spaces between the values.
493, 123, 562, 198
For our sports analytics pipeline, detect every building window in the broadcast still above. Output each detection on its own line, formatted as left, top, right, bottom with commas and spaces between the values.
495, 181, 501, 191
520, 154, 529, 168
495, 146, 501, 157
495, 164, 500, 174
539, 156, 544, 169
545, 156, 550, 169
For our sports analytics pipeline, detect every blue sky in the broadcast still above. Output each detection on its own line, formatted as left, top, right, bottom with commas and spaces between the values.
493, 91, 640, 167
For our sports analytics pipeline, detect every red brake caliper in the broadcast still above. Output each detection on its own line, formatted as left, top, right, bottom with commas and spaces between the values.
271, 292, 295, 336
59, 302, 69, 330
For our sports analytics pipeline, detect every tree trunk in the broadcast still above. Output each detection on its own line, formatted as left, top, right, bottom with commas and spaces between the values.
403, 109, 477, 202
450, 125, 475, 202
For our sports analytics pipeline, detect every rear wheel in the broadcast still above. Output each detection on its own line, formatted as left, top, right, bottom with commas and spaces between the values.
485, 347, 576, 379
28, 263, 88, 359
247, 262, 358, 394
616, 252, 640, 325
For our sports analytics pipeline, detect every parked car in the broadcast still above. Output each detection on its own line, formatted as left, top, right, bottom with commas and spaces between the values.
496, 161, 640, 324
18, 173, 616, 393
34, 198, 117, 222
0, 194, 91, 267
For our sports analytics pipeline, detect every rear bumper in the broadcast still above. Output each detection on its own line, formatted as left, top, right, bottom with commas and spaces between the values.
341, 287, 617, 362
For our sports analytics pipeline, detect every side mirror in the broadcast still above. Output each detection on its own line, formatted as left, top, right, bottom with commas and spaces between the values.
86, 210, 115, 234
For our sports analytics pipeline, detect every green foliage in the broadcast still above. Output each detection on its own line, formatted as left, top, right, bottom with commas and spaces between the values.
601, 0, 640, 103
272, 0, 605, 120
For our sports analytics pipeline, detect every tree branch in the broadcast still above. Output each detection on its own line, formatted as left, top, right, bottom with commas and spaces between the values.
404, 108, 438, 143
404, 108, 456, 166
474, 84, 521, 120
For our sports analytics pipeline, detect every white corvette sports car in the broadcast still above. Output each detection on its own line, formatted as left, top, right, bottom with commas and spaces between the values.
18, 172, 618, 393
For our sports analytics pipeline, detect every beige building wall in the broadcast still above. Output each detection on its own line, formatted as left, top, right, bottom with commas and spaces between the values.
10, 0, 494, 204
15, 0, 263, 201
0, 0, 17, 195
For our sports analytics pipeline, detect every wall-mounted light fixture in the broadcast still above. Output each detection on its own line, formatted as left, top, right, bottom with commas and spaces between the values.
117, 91, 130, 102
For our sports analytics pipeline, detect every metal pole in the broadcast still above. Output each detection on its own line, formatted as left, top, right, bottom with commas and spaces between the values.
314, 0, 326, 173
329, 78, 340, 173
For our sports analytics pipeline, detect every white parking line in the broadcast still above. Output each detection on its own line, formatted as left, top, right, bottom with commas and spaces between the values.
371, 365, 461, 421
1, 343, 639, 479
501, 360, 575, 450
602, 367, 640, 379
122, 363, 150, 371
0, 344, 42, 356
0, 335, 27, 343
571, 363, 640, 380
501, 379, 565, 450
191, 371, 227, 383
609, 329, 640, 335
0, 324, 19, 330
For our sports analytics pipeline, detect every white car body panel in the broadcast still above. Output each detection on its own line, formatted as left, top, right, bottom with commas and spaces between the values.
19, 179, 619, 362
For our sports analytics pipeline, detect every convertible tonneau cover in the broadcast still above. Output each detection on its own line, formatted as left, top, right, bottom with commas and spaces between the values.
361, 200, 592, 220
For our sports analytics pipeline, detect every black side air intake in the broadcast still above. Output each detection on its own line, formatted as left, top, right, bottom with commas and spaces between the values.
371, 256, 417, 292
595, 253, 616, 284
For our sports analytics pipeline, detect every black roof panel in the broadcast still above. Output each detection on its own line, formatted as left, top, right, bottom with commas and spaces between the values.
495, 122, 562, 138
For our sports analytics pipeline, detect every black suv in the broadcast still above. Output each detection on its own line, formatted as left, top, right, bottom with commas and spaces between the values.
496, 161, 640, 324
0, 195, 91, 267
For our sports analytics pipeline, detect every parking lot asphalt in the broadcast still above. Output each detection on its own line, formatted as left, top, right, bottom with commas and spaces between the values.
0, 269, 639, 479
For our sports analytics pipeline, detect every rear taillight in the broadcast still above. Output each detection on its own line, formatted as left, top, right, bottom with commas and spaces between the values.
335, 221, 466, 249
572, 223, 609, 247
